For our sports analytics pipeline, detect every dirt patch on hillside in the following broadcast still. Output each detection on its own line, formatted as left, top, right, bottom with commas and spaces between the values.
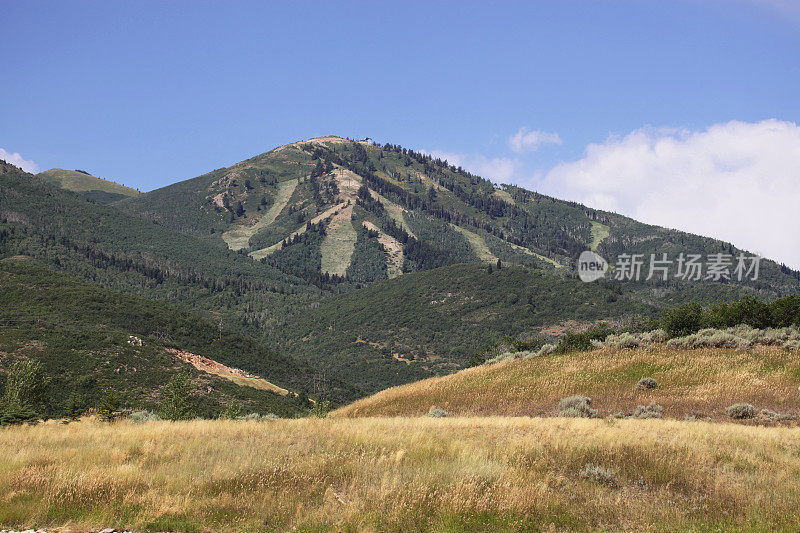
166, 348, 290, 396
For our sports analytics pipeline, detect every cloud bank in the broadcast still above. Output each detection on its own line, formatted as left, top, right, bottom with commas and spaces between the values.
540, 119, 800, 269
0, 148, 39, 173
508, 127, 562, 153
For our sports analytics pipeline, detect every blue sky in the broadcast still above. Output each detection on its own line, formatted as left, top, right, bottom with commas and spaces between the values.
2, 0, 799, 266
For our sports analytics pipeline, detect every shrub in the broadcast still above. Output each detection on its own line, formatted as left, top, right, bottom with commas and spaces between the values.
238, 412, 278, 420
635, 377, 658, 390
632, 402, 663, 419
426, 406, 450, 418
558, 395, 597, 418
220, 402, 243, 420
129, 410, 161, 424
309, 400, 332, 418
532, 343, 556, 358
579, 463, 616, 486
726, 403, 756, 419
784, 339, 800, 351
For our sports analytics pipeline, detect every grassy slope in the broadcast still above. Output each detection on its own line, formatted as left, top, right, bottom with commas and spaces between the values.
0, 258, 326, 413
334, 345, 800, 420
2, 417, 800, 531
36, 168, 139, 203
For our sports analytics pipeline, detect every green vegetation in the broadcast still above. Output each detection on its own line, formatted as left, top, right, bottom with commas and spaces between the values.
661, 296, 800, 337
0, 259, 358, 420
277, 263, 658, 393
36, 168, 139, 204
346, 225, 389, 282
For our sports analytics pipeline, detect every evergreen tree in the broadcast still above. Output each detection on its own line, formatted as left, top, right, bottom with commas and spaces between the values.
66, 392, 84, 421
97, 390, 122, 421
160, 372, 195, 421
0, 359, 48, 425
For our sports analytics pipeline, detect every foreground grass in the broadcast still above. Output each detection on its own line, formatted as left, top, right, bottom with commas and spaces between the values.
2, 417, 800, 531
335, 346, 800, 419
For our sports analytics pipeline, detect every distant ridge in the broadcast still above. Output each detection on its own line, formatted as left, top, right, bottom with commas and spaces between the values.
37, 168, 139, 204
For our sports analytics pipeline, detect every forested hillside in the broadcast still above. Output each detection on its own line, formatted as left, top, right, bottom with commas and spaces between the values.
0, 258, 333, 417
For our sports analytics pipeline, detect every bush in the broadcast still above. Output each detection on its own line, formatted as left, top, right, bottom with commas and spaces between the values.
65, 393, 84, 421
238, 412, 279, 421
555, 324, 615, 354
726, 403, 756, 419
635, 377, 658, 390
426, 406, 450, 418
784, 339, 800, 351
128, 410, 161, 424
558, 395, 597, 418
632, 402, 663, 419
579, 463, 616, 486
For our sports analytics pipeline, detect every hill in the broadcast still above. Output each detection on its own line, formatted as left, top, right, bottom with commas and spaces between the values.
36, 168, 140, 204
0, 257, 338, 416
275, 260, 797, 396
333, 343, 800, 420
0, 159, 332, 342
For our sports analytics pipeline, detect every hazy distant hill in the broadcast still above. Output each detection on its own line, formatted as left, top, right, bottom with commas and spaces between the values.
37, 168, 140, 204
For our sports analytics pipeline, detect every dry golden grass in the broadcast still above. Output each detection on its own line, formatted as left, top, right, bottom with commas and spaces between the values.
334, 346, 800, 420
3, 416, 800, 531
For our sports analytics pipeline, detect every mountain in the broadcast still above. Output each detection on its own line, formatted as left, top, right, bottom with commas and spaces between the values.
36, 168, 140, 204
119, 135, 800, 292
0, 257, 313, 417
114, 136, 800, 395
3, 133, 800, 403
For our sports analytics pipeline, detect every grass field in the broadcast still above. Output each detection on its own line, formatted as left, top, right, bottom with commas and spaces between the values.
335, 346, 800, 419
3, 416, 800, 532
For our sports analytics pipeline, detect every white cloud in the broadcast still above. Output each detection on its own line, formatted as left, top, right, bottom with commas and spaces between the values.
0, 148, 39, 173
540, 119, 800, 269
508, 127, 562, 153
425, 150, 518, 182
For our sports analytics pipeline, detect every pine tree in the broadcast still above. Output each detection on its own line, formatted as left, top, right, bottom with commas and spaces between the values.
66, 393, 84, 421
160, 372, 195, 421
98, 390, 122, 421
